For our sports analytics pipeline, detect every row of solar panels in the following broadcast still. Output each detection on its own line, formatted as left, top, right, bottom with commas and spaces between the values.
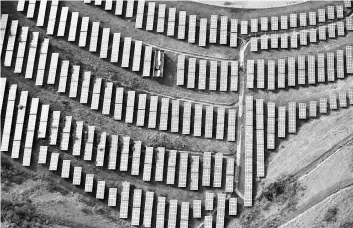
0, 80, 236, 191
83, 0, 352, 47
243, 91, 353, 206
247, 46, 353, 90
176, 55, 239, 92
1, 22, 237, 141
13, 2, 164, 77
38, 148, 239, 227
0, 82, 238, 227
250, 17, 353, 52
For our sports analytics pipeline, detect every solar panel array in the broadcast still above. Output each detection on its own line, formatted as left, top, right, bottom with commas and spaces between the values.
255, 99, 265, 177
244, 95, 254, 207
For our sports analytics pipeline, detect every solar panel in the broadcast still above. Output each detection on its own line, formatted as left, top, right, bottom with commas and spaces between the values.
318, 26, 327, 40
209, 60, 218, 90
199, 18, 207, 47
261, 35, 268, 50
72, 121, 84, 156
26, 0, 36, 18
190, 156, 200, 191
131, 40, 143, 71
14, 26, 29, 73
281, 15, 288, 30
178, 11, 187, 39
327, 52, 335, 81
307, 55, 316, 84
240, 20, 248, 35
193, 200, 202, 218
154, 147, 165, 182
328, 23, 336, 38
318, 9, 326, 23
216, 193, 226, 227
89, 22, 100, 52
100, 28, 110, 59
11, 91, 28, 157
167, 7, 176, 36
178, 152, 188, 187
69, 65, 80, 98
78, 17, 89, 47
148, 95, 158, 128
136, 94, 147, 126
143, 191, 154, 227
96, 132, 107, 166
61, 160, 71, 178
84, 174, 94, 192
72, 167, 82, 185
337, 50, 344, 79
309, 29, 317, 43
142, 147, 154, 181
280, 33, 288, 49
277, 106, 286, 138
309, 101, 317, 117
156, 197, 166, 227
84, 126, 95, 160
247, 60, 254, 88
180, 202, 190, 224
168, 199, 178, 228
213, 153, 223, 187
120, 136, 131, 171
182, 101, 191, 134
230, 32, 238, 47
35, 39, 50, 86
125, 0, 135, 17
131, 189, 142, 225
328, 6, 335, 20
329, 94, 338, 110
204, 106, 213, 138
138, 47, 152, 77
37, 146, 48, 164
121, 37, 132, 68
135, 0, 145, 29
229, 198, 238, 215
108, 135, 119, 169
187, 58, 196, 88
300, 30, 308, 46
107, 188, 117, 206
130, 141, 141, 175
49, 153, 59, 171
288, 57, 296, 86
79, 71, 91, 104
169, 99, 180, 133
57, 7, 69, 37
346, 16, 353, 31
219, 61, 228, 91
250, 18, 258, 33
95, 0, 102, 5
215, 107, 225, 140
156, 4, 166, 33
4, 20, 18, 67
17, 0, 25, 11
49, 111, 61, 145
317, 53, 326, 82
95, 180, 105, 199
290, 13, 297, 28
146, 2, 155, 31
209, 15, 218, 43
47, 53, 59, 85
298, 103, 307, 119
220, 16, 228, 44
346, 46, 353, 74
319, 97, 328, 113
344, 0, 352, 8
46, 0, 59, 35
290, 33, 298, 49
300, 12, 307, 27
271, 34, 279, 49
256, 59, 265, 89
104, 0, 113, 10
166, 150, 177, 185
230, 61, 239, 92
271, 16, 279, 31
90, 76, 102, 110
115, 0, 123, 15
288, 102, 296, 133
36, 0, 48, 26
159, 98, 169, 130
60, 116, 72, 151
309, 12, 317, 26
260, 17, 268, 31
337, 21, 345, 36
188, 15, 197, 43
193, 104, 203, 137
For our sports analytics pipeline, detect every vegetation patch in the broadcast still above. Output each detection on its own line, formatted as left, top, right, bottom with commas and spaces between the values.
1, 157, 31, 189
1, 197, 51, 227
323, 207, 338, 223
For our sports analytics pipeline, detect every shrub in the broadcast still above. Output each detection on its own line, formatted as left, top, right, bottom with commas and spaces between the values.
323, 207, 338, 222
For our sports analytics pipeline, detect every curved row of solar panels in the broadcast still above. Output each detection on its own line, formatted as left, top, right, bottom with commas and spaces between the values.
247, 46, 353, 89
